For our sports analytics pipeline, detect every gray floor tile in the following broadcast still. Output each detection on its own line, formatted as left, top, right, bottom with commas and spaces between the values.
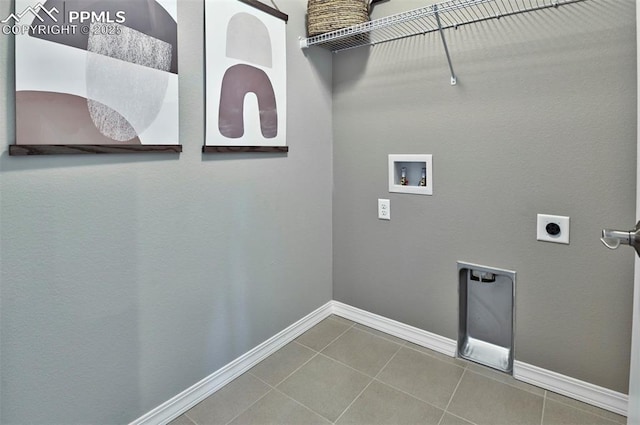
296, 317, 352, 351
277, 354, 371, 422
404, 342, 469, 368
184, 374, 270, 425
330, 315, 356, 326
322, 327, 402, 377
178, 318, 627, 425
447, 370, 544, 425
353, 323, 408, 345
542, 399, 622, 425
465, 362, 545, 396
228, 390, 332, 425
376, 346, 465, 409
167, 414, 196, 425
249, 342, 316, 386
439, 413, 476, 425
546, 392, 627, 424
336, 380, 444, 425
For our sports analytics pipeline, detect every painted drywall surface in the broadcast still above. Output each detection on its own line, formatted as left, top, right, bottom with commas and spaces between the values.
332, 0, 636, 393
0, 1, 333, 423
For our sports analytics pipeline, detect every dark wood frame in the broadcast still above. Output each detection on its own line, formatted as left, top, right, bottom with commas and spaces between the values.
204, 0, 289, 155
9, 144, 182, 156
203, 145, 288, 154
238, 0, 288, 22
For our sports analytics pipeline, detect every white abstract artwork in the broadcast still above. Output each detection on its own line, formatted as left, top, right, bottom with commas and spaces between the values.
205, 0, 287, 148
14, 0, 179, 148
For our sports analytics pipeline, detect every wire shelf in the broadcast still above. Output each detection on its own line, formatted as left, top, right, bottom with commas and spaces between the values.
300, 0, 587, 52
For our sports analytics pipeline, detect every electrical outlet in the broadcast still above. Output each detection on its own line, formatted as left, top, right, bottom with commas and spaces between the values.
537, 214, 570, 244
378, 199, 390, 220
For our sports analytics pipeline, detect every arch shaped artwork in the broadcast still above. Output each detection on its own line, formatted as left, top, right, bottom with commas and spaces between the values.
219, 64, 277, 139
205, 1, 287, 149
226, 12, 272, 68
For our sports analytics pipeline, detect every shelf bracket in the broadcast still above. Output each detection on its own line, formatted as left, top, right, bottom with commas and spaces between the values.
434, 5, 457, 86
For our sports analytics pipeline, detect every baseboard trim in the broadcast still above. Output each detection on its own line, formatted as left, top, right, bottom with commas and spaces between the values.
130, 300, 627, 424
129, 302, 334, 425
514, 361, 628, 416
330, 301, 457, 357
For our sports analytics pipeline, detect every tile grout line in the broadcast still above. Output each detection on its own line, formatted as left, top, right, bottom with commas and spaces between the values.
331, 377, 375, 424
192, 316, 356, 425
254, 348, 322, 388
182, 411, 197, 425
442, 367, 467, 416
271, 316, 358, 388
240, 318, 358, 425
374, 342, 404, 380
540, 390, 547, 425
402, 341, 471, 372
297, 317, 356, 353
226, 338, 331, 425
370, 376, 448, 413
436, 367, 482, 425
268, 349, 377, 424
271, 386, 336, 424
543, 394, 626, 425
248, 358, 335, 424
365, 342, 468, 413
333, 339, 405, 424
247, 370, 278, 388
543, 393, 627, 424
221, 387, 275, 425
315, 351, 379, 379
464, 364, 546, 397
351, 323, 407, 345
369, 344, 453, 413
338, 325, 400, 346
443, 355, 621, 422
313, 324, 405, 379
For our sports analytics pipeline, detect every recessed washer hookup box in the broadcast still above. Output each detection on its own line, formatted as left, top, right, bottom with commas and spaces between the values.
457, 262, 516, 374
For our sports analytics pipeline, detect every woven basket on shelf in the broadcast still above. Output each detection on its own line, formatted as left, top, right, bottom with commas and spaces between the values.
306, 0, 370, 37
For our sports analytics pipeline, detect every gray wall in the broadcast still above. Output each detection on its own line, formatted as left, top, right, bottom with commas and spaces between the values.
1, 0, 637, 422
332, 0, 637, 393
0, 1, 333, 423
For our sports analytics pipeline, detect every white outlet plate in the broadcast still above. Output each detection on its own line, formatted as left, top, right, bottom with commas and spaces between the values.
378, 199, 390, 220
537, 214, 570, 244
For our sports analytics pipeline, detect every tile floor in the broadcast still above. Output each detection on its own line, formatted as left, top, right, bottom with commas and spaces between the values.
169, 315, 628, 425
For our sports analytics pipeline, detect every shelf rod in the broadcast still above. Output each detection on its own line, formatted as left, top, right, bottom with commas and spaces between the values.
434, 5, 457, 85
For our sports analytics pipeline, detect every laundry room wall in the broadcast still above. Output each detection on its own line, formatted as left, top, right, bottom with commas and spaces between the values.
332, 0, 637, 394
0, 1, 333, 423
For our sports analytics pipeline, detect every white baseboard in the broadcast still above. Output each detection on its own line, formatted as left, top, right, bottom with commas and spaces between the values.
129, 302, 334, 425
514, 361, 628, 416
130, 300, 628, 424
330, 301, 457, 357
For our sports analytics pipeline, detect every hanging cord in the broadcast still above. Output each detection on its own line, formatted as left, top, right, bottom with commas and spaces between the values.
270, 0, 280, 11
